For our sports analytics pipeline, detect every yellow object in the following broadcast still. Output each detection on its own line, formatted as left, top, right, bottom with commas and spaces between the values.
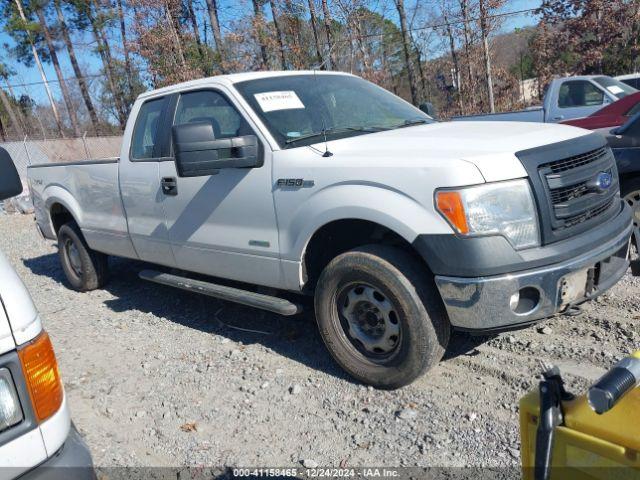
520, 377, 640, 479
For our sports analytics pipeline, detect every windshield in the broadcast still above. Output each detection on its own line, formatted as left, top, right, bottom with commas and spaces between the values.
234, 74, 434, 148
593, 76, 637, 99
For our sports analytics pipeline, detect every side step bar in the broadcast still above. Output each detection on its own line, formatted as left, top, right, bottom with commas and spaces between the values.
139, 270, 301, 316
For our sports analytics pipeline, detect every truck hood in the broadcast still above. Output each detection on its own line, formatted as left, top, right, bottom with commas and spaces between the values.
322, 121, 592, 182
0, 251, 41, 354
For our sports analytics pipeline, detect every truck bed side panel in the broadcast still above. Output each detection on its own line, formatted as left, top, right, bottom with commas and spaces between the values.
28, 161, 138, 259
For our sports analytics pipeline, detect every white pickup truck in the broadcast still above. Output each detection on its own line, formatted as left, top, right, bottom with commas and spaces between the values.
0, 151, 94, 479
454, 75, 637, 123
28, 71, 633, 388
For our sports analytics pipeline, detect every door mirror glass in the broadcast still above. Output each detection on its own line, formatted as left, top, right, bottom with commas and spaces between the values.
0, 147, 23, 201
172, 122, 261, 177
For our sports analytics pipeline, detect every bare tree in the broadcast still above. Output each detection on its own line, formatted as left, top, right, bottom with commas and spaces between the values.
83, 0, 128, 127
269, 0, 287, 69
53, 0, 100, 133
252, 0, 270, 68
13, 0, 64, 136
394, 0, 419, 104
478, 0, 495, 113
204, 0, 225, 72
321, 0, 335, 68
0, 88, 24, 138
308, 0, 324, 67
35, 4, 81, 136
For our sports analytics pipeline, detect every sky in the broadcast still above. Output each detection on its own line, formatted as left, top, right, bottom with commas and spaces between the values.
0, 0, 540, 105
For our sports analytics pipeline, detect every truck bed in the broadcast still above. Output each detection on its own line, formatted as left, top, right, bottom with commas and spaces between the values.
28, 157, 138, 259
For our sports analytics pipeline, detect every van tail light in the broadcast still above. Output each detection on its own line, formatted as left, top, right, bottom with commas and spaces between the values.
18, 332, 63, 423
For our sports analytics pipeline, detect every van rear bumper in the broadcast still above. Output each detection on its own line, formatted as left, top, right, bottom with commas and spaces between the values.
434, 212, 632, 332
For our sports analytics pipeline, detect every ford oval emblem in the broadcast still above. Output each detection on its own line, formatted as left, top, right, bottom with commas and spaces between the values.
596, 171, 613, 190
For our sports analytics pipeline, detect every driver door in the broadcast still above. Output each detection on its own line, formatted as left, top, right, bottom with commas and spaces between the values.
158, 88, 282, 288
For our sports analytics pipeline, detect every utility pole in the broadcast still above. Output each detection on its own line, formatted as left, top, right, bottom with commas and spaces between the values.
14, 0, 65, 137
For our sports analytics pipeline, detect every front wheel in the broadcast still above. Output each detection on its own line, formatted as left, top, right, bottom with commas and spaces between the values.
622, 177, 640, 232
58, 221, 109, 291
314, 245, 450, 389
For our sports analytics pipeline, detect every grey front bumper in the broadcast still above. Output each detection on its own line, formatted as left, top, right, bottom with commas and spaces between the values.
435, 220, 632, 332
20, 425, 95, 480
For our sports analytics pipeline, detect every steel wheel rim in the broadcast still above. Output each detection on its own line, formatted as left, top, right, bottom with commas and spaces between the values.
65, 238, 82, 277
624, 190, 640, 228
337, 283, 401, 361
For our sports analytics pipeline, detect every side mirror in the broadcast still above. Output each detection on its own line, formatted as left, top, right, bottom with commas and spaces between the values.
419, 102, 436, 119
0, 147, 22, 201
172, 122, 261, 178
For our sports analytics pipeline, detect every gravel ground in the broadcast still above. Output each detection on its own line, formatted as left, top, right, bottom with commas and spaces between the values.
1, 214, 638, 469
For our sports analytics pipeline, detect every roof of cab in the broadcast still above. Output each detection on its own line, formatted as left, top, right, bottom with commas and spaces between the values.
137, 70, 353, 100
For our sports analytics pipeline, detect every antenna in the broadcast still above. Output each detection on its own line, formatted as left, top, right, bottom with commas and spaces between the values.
312, 67, 333, 157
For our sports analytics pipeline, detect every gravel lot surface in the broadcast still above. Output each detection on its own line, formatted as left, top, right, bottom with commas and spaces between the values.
1, 214, 638, 469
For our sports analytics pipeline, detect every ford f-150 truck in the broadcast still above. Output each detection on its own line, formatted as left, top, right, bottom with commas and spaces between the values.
0, 150, 94, 479
28, 71, 633, 389
453, 75, 637, 123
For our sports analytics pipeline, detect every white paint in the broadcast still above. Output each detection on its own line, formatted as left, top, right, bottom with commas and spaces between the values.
39, 391, 70, 457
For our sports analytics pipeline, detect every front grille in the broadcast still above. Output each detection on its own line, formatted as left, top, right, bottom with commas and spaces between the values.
564, 198, 615, 228
516, 134, 620, 245
540, 146, 609, 174
549, 181, 589, 204
538, 146, 618, 234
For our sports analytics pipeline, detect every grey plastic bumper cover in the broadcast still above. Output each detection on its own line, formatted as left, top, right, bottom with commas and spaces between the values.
435, 219, 632, 331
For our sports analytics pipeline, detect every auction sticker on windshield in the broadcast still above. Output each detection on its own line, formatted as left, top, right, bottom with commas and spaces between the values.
254, 91, 305, 112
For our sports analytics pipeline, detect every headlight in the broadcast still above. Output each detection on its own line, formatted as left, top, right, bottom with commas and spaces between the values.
0, 368, 23, 432
435, 179, 540, 249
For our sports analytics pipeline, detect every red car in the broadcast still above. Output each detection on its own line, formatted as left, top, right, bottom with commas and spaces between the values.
561, 91, 640, 129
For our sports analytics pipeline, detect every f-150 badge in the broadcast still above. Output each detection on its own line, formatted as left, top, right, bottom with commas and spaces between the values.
276, 178, 314, 188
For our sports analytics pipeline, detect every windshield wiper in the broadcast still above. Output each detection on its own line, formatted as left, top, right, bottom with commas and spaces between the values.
392, 118, 430, 129
285, 125, 388, 146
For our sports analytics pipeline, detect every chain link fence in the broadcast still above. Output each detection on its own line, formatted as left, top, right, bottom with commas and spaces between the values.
1, 134, 122, 215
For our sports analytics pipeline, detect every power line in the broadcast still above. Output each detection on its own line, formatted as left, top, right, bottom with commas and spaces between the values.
1, 6, 538, 90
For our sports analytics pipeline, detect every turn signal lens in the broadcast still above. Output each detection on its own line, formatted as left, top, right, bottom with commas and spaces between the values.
18, 332, 63, 423
435, 191, 469, 234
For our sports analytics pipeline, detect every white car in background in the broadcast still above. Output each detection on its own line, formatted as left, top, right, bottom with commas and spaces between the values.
616, 73, 640, 90
0, 150, 94, 479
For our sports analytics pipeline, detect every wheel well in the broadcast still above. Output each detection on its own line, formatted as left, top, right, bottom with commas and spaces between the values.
49, 203, 75, 235
302, 219, 428, 292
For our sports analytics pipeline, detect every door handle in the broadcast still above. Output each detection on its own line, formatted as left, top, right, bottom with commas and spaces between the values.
161, 177, 178, 196
553, 115, 564, 120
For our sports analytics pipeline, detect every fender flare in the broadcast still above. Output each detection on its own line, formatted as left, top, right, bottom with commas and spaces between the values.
43, 185, 84, 232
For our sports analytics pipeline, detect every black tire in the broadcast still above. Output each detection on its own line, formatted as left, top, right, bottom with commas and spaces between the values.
57, 221, 109, 291
314, 245, 450, 389
622, 176, 640, 230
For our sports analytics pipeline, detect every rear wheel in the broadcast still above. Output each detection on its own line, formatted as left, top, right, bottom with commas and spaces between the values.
58, 221, 109, 291
314, 245, 450, 389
